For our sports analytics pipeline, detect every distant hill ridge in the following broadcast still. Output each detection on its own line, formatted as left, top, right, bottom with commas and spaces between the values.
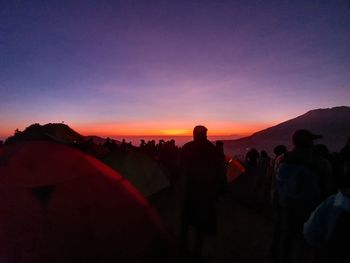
6, 123, 85, 144
5, 123, 122, 147
223, 106, 350, 156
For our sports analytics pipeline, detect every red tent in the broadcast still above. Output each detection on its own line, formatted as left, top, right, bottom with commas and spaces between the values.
0, 141, 171, 263
225, 155, 245, 182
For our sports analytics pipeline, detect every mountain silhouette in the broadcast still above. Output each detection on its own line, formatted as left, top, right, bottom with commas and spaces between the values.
223, 106, 350, 156
5, 123, 111, 158
6, 123, 85, 144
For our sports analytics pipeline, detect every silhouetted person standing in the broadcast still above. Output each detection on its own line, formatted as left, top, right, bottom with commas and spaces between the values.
276, 129, 325, 263
245, 148, 260, 193
270, 145, 287, 261
179, 126, 226, 261
216, 140, 228, 195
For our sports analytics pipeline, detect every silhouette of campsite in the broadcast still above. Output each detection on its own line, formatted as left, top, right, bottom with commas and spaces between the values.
0, 106, 350, 262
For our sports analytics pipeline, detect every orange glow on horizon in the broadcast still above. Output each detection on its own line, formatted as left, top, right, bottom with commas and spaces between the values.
160, 129, 192, 136
0, 120, 275, 140
72, 121, 271, 138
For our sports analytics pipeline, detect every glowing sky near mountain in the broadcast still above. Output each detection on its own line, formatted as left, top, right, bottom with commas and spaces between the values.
1, 0, 349, 138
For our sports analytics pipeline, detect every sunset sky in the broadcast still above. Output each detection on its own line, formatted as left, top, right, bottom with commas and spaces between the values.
1, 0, 349, 139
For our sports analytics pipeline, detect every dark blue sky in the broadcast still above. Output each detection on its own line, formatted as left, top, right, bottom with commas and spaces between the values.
1, 0, 349, 137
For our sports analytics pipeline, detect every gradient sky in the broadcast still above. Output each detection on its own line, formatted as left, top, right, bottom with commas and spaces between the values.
1, 0, 350, 138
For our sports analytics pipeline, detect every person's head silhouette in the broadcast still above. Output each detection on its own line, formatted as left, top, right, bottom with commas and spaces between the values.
292, 129, 322, 148
193, 125, 207, 142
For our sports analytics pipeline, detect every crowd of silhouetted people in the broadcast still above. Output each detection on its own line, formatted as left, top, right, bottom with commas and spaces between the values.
241, 131, 350, 263
98, 137, 181, 186
68, 128, 350, 263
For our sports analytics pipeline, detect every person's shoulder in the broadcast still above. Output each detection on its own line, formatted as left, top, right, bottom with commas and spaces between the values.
282, 150, 298, 163
182, 140, 194, 148
275, 153, 286, 165
181, 141, 195, 152
203, 139, 214, 146
202, 139, 217, 151
323, 193, 338, 208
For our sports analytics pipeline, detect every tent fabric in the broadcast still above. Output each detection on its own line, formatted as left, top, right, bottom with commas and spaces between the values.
225, 155, 246, 182
102, 151, 170, 197
0, 141, 171, 263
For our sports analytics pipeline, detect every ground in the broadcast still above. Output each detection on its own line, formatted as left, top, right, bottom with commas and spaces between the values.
150, 186, 275, 263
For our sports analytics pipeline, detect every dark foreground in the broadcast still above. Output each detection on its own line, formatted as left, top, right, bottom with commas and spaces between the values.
150, 188, 274, 263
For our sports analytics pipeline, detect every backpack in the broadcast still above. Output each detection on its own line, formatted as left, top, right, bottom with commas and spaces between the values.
277, 162, 321, 204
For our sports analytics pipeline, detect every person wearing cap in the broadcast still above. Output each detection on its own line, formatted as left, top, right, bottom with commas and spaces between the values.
274, 129, 331, 263
292, 129, 323, 148
178, 125, 227, 261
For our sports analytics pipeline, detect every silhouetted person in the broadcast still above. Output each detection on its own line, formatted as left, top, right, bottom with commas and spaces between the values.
339, 137, 350, 188
140, 139, 146, 149
256, 150, 270, 193
244, 148, 260, 193
102, 137, 118, 151
313, 144, 335, 197
120, 139, 127, 152
179, 126, 226, 261
245, 148, 260, 168
276, 129, 325, 263
340, 136, 350, 156
271, 145, 287, 203
215, 141, 228, 195
160, 139, 180, 186
314, 144, 330, 160
270, 145, 287, 261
